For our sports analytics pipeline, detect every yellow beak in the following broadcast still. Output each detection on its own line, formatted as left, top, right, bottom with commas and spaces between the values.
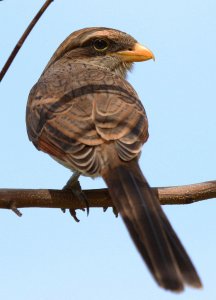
115, 43, 155, 62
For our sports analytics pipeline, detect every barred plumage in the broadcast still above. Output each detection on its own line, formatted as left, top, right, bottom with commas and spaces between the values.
26, 27, 202, 291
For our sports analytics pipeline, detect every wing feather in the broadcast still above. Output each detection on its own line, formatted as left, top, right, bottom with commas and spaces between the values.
26, 62, 148, 175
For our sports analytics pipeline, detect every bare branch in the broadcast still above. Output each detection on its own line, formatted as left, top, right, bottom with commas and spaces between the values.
0, 0, 54, 82
0, 181, 215, 214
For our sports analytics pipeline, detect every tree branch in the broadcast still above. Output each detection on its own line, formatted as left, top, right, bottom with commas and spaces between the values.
0, 0, 54, 82
0, 180, 215, 215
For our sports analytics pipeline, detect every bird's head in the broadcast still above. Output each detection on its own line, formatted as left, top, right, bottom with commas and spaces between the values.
45, 27, 154, 78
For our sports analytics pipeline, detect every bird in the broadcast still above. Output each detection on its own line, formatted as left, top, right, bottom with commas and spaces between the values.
26, 27, 202, 291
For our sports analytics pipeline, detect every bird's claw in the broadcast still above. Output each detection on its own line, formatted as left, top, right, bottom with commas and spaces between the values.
69, 209, 80, 222
103, 206, 118, 217
112, 206, 118, 218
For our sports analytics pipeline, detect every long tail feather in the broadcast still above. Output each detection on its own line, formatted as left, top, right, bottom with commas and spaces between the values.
102, 160, 202, 291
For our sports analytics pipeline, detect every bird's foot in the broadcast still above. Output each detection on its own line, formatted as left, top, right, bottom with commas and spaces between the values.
62, 172, 89, 222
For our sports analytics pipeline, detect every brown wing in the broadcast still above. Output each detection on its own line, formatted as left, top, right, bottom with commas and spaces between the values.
26, 61, 148, 175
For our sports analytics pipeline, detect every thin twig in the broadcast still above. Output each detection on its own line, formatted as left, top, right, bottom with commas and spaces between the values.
0, 0, 54, 82
10, 205, 22, 217
0, 181, 215, 214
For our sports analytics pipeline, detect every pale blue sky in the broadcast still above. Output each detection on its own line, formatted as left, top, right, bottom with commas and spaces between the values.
0, 1, 216, 299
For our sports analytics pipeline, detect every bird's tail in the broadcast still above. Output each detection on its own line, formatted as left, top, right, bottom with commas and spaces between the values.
102, 159, 202, 291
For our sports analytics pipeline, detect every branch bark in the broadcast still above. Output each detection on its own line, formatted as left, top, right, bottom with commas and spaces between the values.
0, 0, 54, 82
0, 180, 215, 215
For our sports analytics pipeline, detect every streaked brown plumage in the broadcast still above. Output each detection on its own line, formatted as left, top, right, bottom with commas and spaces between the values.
26, 27, 202, 291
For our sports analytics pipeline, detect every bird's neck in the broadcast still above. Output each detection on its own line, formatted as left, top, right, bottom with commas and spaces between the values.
66, 57, 132, 79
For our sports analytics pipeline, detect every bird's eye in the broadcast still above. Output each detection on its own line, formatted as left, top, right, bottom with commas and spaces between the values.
93, 39, 109, 51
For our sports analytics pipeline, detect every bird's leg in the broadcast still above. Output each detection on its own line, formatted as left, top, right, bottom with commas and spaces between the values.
62, 171, 89, 222
63, 171, 80, 190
